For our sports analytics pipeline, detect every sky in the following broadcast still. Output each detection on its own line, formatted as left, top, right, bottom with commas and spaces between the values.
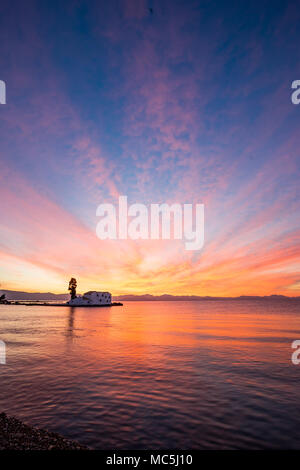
0, 0, 300, 296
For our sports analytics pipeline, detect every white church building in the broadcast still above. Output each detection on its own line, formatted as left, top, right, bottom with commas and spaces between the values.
67, 290, 112, 306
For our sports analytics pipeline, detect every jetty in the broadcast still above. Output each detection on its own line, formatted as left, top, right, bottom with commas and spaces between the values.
24, 302, 123, 307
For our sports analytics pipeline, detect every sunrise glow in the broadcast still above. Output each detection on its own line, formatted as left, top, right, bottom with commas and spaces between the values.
0, 1, 299, 297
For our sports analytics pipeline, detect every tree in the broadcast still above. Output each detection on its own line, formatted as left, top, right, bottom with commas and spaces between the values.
68, 278, 77, 300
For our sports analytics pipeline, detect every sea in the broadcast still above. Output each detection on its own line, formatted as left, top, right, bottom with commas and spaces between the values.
0, 299, 300, 449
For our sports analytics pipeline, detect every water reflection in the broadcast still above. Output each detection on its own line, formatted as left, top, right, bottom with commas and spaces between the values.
66, 306, 75, 341
0, 300, 300, 449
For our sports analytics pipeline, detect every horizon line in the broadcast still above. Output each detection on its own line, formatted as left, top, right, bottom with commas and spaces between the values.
1, 288, 300, 299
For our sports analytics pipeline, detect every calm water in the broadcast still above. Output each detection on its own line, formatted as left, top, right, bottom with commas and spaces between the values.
0, 300, 300, 449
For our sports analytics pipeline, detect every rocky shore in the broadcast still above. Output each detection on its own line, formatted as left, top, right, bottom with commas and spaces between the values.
0, 413, 88, 450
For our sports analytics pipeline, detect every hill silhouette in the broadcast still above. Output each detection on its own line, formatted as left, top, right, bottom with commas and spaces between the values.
1, 290, 299, 301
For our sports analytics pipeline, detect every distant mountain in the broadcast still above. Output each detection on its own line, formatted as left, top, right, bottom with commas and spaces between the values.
114, 294, 300, 301
0, 290, 299, 301
0, 290, 69, 301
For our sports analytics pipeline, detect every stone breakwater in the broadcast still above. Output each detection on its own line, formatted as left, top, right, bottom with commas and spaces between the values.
0, 413, 88, 450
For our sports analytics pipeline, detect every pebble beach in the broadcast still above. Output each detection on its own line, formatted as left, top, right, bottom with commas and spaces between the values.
0, 413, 87, 450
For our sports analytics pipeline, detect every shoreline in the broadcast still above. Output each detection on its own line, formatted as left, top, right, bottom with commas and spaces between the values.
0, 412, 88, 450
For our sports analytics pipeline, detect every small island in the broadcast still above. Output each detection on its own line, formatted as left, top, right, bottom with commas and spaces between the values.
0, 278, 123, 307
67, 277, 121, 306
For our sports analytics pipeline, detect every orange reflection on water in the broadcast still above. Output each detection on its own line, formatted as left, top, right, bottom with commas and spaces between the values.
1, 300, 300, 449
